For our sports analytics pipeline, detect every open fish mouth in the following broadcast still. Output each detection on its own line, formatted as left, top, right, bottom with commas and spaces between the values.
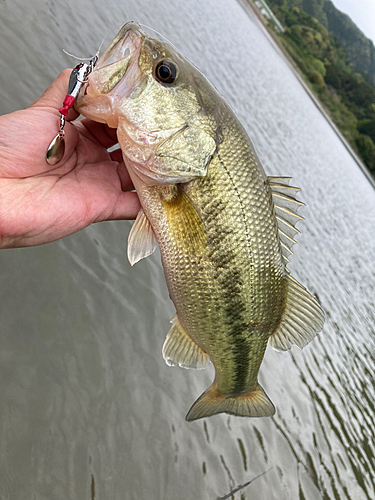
75, 22, 149, 128
78, 22, 178, 101
84, 22, 145, 98
96, 22, 144, 69
75, 22, 175, 127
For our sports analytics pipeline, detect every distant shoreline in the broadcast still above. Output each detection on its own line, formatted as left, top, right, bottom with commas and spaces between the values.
237, 0, 375, 188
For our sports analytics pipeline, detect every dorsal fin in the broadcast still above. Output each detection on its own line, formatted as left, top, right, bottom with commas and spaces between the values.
268, 177, 305, 267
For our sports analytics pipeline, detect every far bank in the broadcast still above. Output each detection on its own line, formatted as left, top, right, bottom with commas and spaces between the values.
238, 0, 375, 188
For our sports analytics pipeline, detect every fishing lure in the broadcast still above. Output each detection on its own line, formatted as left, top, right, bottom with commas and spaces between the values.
46, 55, 98, 165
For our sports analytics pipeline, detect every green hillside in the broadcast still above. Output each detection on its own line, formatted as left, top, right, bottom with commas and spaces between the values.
262, 0, 375, 176
267, 0, 375, 86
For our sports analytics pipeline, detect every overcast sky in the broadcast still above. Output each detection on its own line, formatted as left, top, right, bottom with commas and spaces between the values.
331, 0, 375, 44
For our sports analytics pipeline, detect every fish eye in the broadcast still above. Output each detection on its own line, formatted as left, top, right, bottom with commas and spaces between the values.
154, 60, 178, 84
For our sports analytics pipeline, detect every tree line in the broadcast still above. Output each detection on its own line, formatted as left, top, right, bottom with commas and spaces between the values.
263, 0, 375, 175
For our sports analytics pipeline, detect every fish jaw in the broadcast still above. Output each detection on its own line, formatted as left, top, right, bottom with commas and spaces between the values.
75, 22, 145, 128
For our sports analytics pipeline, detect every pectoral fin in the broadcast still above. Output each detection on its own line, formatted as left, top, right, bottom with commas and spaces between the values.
127, 208, 158, 266
269, 275, 324, 351
162, 315, 211, 369
186, 382, 275, 421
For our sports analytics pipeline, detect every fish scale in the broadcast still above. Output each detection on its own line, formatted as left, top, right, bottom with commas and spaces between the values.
76, 22, 324, 421
180, 115, 286, 394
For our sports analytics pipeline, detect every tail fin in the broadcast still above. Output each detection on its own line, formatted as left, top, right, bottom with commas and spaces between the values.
185, 382, 275, 422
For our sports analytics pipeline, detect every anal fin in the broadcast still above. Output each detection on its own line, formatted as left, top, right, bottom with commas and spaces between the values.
162, 315, 211, 369
270, 275, 324, 351
186, 382, 275, 421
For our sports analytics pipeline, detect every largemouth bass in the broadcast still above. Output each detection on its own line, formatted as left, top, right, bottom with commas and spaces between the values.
76, 22, 324, 421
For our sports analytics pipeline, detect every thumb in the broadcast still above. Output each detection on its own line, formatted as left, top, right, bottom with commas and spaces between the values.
29, 69, 79, 121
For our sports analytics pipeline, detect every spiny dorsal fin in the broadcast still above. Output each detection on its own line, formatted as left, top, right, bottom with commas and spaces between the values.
127, 208, 158, 266
268, 177, 305, 266
162, 315, 211, 369
269, 275, 324, 351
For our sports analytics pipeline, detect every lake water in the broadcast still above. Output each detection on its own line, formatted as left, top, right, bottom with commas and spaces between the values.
0, 0, 374, 499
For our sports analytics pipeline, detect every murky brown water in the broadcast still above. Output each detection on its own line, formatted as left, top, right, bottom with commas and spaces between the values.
0, 0, 374, 499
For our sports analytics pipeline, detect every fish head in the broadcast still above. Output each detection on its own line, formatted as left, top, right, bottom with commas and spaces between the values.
76, 22, 219, 184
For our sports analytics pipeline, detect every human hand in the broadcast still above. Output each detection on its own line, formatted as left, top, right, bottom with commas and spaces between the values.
0, 69, 141, 249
